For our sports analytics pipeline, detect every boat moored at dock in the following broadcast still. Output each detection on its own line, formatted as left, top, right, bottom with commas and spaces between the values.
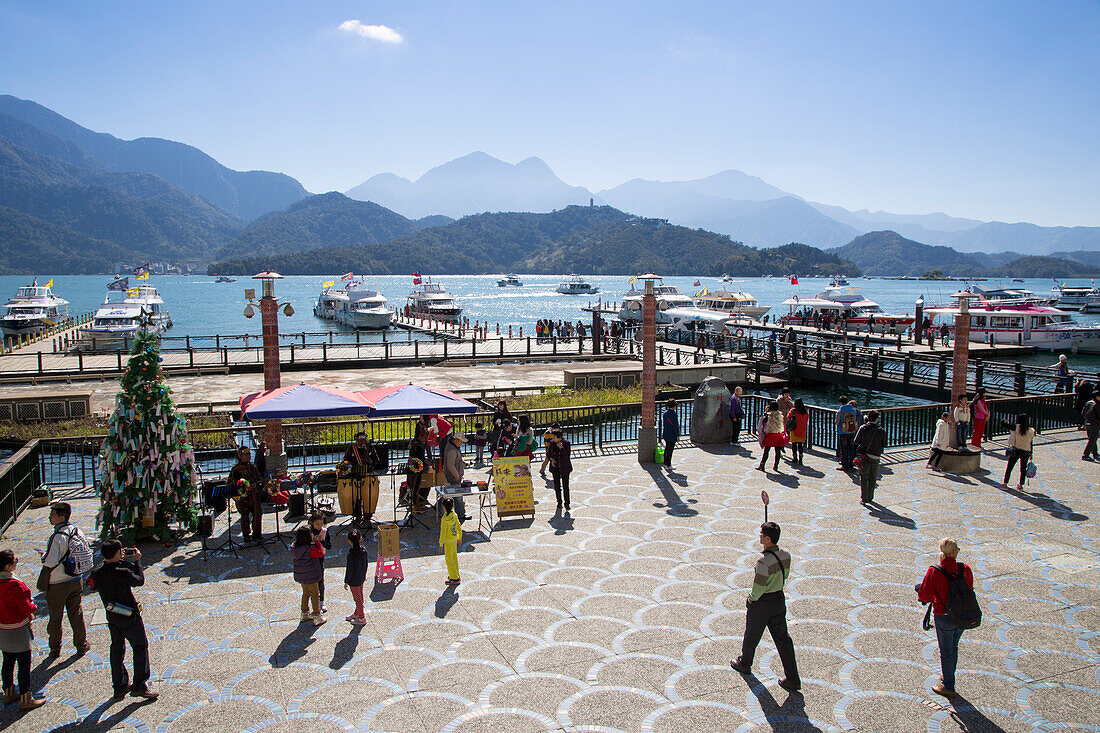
779, 285, 914, 333
692, 288, 770, 320
0, 281, 70, 338
314, 282, 393, 330
405, 278, 463, 322
1050, 283, 1098, 310
78, 284, 172, 348
928, 291, 1100, 353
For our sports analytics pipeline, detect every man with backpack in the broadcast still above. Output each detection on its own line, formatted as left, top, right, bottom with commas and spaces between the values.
835, 398, 862, 472
916, 537, 981, 699
853, 410, 887, 504
40, 502, 91, 658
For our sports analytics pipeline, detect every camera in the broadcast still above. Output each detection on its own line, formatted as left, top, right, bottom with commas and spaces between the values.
124, 547, 138, 556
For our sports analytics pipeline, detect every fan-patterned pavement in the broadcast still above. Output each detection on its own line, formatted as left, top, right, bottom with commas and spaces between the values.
2, 429, 1097, 732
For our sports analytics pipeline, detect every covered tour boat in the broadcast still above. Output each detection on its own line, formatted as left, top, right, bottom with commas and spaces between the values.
779, 285, 914, 333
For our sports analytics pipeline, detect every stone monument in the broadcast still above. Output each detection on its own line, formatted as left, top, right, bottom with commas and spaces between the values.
690, 376, 732, 444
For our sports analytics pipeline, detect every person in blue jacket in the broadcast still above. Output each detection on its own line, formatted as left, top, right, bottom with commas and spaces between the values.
661, 399, 680, 469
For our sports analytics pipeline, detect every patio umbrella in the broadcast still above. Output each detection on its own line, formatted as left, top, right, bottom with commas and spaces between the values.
239, 384, 375, 419
357, 384, 478, 417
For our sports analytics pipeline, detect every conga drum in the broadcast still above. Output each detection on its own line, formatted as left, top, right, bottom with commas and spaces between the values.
337, 477, 355, 514
362, 475, 380, 514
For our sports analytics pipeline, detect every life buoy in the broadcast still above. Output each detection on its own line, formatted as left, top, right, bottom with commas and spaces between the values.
735, 328, 745, 338
721, 327, 732, 337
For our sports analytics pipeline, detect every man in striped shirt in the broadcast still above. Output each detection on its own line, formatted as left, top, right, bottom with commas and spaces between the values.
730, 522, 801, 692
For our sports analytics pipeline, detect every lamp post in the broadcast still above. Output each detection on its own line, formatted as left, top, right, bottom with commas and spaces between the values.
245, 271, 294, 473
914, 295, 925, 346
637, 273, 660, 463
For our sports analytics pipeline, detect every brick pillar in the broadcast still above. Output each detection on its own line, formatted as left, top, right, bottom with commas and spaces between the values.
950, 298, 975, 458
638, 291, 658, 463
260, 295, 285, 464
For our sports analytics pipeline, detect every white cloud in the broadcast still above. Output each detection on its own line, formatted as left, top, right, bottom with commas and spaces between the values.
338, 20, 403, 44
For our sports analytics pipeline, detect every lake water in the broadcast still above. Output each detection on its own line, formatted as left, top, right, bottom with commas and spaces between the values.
5, 273, 1099, 378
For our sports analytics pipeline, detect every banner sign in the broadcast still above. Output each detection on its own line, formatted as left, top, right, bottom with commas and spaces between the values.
492, 456, 535, 517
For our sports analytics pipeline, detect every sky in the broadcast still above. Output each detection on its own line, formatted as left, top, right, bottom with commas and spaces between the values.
1, 1, 1098, 227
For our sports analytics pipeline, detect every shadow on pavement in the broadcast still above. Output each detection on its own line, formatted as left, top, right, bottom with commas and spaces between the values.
643, 464, 698, 517
866, 501, 917, 530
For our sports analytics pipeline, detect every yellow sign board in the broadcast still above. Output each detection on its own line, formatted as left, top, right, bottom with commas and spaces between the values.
492, 456, 535, 517
244, 288, 256, 300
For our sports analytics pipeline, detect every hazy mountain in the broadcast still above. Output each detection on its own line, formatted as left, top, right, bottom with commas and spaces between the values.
209, 204, 860, 277
346, 152, 594, 219
945, 221, 1100, 256
220, 192, 428, 259
0, 205, 140, 274
0, 95, 308, 219
0, 131, 242, 267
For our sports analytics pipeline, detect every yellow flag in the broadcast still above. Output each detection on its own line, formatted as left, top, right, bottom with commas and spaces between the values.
694, 286, 707, 297
44, 278, 53, 288
628, 275, 637, 285
135, 271, 150, 280
126, 288, 140, 296
322, 280, 335, 288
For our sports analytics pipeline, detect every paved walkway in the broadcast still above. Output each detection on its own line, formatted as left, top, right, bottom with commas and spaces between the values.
1, 431, 1097, 732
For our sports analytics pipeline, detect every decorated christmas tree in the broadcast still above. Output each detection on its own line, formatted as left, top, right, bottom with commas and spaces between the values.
96, 327, 199, 541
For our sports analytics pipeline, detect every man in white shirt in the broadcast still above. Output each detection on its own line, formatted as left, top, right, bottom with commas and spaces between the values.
41, 502, 90, 657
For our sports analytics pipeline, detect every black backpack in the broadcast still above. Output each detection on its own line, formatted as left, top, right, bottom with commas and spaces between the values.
934, 564, 982, 629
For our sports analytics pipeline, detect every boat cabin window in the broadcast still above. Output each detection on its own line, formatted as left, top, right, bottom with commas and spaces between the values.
970, 316, 987, 328
990, 316, 1023, 329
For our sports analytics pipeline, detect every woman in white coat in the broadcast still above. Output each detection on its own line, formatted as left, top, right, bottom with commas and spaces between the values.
927, 412, 953, 471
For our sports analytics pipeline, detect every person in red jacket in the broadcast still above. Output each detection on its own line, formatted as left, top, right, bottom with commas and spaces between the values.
0, 550, 45, 710
916, 538, 974, 698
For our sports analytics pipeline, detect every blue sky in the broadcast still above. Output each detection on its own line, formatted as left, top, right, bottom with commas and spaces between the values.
1, 1, 1097, 226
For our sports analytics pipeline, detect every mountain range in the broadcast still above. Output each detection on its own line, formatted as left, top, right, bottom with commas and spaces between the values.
0, 94, 1096, 277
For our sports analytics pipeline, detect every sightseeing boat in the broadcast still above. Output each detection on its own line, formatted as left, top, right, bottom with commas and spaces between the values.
693, 288, 770, 321
314, 282, 393, 330
214, 274, 236, 283
617, 278, 735, 333
496, 274, 523, 287
556, 275, 599, 295
1050, 283, 1099, 310
778, 285, 914, 333
405, 279, 463, 322
0, 281, 70, 338
927, 291, 1100, 353
78, 285, 172, 348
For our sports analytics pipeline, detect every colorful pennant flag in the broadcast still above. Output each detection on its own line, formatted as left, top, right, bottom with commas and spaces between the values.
108, 277, 129, 291
322, 280, 335, 288
44, 278, 54, 288
340, 272, 354, 281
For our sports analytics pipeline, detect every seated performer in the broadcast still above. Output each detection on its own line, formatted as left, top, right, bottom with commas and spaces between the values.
227, 446, 263, 543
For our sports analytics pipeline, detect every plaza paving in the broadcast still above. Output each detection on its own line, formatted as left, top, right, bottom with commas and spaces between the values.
1, 430, 1098, 732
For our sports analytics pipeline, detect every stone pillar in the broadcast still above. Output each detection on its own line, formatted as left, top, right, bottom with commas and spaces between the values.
259, 294, 286, 472
638, 288, 658, 463
951, 298, 970, 404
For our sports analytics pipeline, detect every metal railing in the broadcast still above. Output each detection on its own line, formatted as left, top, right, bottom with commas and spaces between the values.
0, 440, 41, 534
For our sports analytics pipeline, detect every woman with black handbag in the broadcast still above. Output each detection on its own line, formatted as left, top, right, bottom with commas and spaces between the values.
785, 399, 809, 466
1002, 414, 1035, 490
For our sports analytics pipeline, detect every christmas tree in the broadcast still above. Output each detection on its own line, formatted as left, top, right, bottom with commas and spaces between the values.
96, 327, 199, 541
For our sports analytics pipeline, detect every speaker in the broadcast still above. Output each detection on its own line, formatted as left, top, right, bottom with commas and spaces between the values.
368, 443, 389, 472
198, 515, 214, 537
287, 491, 306, 518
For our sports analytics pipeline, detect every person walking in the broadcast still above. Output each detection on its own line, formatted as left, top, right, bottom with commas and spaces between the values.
853, 410, 887, 504
1052, 354, 1073, 393
836, 399, 861, 472
89, 540, 158, 701
927, 412, 953, 471
1083, 391, 1100, 461
539, 421, 561, 478
786, 398, 809, 466
952, 395, 971, 449
756, 401, 788, 472
970, 389, 989, 449
343, 530, 368, 625
916, 538, 975, 698
730, 522, 801, 693
1002, 414, 1036, 489
729, 387, 745, 445
661, 399, 680, 470
0, 550, 45, 711
546, 428, 573, 511
292, 527, 326, 627
40, 502, 90, 658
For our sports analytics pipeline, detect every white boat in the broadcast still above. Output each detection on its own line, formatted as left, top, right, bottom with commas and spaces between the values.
928, 292, 1100, 353
78, 285, 172, 348
693, 288, 770, 320
1050, 284, 1098, 310
214, 274, 236, 283
405, 279, 462, 322
721, 274, 733, 283
314, 283, 393, 330
556, 275, 599, 295
0, 282, 70, 338
779, 285, 914, 333
617, 278, 736, 333
829, 276, 851, 287
497, 274, 523, 287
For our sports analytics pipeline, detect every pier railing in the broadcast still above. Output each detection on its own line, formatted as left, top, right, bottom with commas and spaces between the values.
28, 390, 1082, 490
0, 439, 41, 534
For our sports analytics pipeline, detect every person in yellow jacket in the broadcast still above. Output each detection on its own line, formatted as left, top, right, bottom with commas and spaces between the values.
438, 497, 462, 585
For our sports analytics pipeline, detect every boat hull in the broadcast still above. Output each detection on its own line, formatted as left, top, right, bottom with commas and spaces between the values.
1, 317, 64, 338
406, 306, 462, 323
557, 286, 599, 295
78, 318, 172, 349
969, 328, 1100, 353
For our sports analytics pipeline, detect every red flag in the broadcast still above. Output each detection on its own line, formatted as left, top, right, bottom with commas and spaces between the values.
790, 276, 798, 285
340, 272, 354, 281
412, 271, 422, 285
